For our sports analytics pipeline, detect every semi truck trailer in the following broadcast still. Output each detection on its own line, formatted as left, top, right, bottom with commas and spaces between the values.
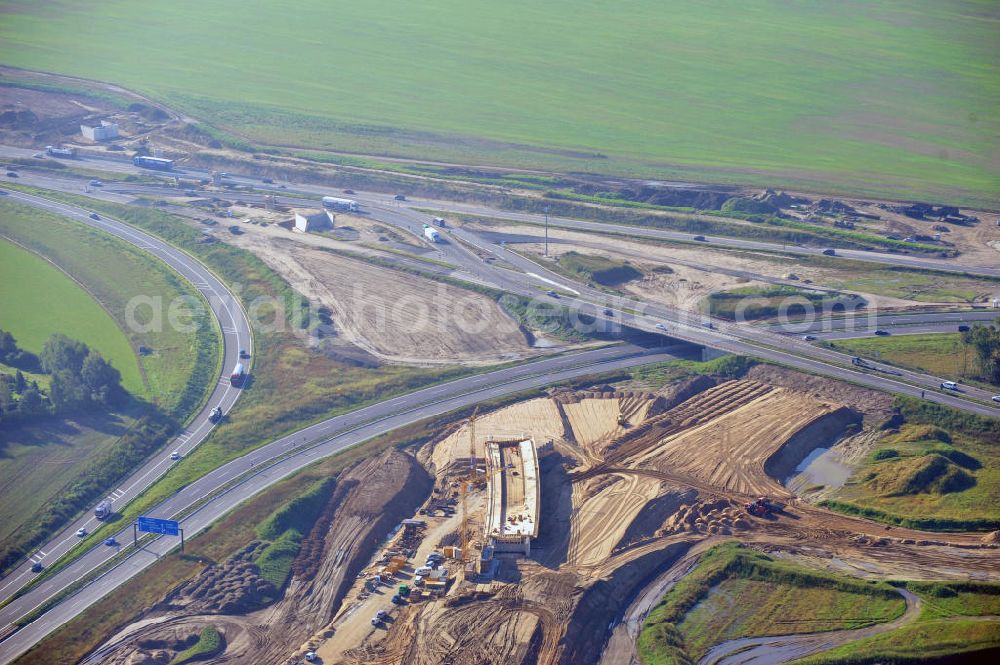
230, 363, 246, 387
133, 155, 174, 171
322, 196, 359, 212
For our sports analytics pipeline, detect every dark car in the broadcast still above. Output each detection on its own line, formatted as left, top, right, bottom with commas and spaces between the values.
229, 225, 242, 234
394, 194, 406, 201
958, 325, 970, 332
90, 213, 100, 220
822, 248, 836, 256
262, 177, 274, 184
343, 189, 356, 194
104, 537, 117, 546
693, 235, 706, 241
603, 308, 613, 316
31, 562, 43, 573
239, 348, 250, 359
6, 171, 18, 178
874, 329, 890, 336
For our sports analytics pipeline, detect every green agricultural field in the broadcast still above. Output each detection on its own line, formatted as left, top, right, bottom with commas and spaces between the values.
0, 199, 220, 414
0, 199, 219, 562
0, 239, 142, 393
1, 1, 997, 205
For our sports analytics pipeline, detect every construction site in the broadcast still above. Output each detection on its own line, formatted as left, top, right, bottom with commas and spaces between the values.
84, 367, 1000, 665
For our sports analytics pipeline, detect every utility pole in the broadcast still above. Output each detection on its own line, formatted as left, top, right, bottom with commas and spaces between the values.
544, 206, 550, 257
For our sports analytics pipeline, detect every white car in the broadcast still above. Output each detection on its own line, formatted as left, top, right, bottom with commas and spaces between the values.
940, 381, 959, 391
170, 451, 181, 460
304, 652, 317, 662
76, 528, 87, 538
655, 323, 667, 331
991, 395, 1000, 403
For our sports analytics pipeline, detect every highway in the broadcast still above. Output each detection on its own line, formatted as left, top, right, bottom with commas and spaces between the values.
4, 143, 999, 279
1, 150, 998, 661
0, 340, 690, 662
0, 189, 251, 610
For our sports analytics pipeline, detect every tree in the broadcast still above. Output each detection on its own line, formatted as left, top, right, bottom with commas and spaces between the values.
49, 369, 88, 413
14, 370, 26, 394
0, 330, 16, 360
18, 384, 46, 417
81, 351, 122, 406
961, 318, 1000, 386
40, 334, 89, 375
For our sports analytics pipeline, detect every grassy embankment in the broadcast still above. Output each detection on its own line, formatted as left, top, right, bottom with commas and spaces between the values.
821, 398, 1000, 531
2, 2, 996, 205
707, 285, 858, 321
558, 251, 643, 286
790, 581, 1000, 664
167, 626, 223, 665
0, 200, 220, 571
825, 333, 987, 387
637, 543, 905, 665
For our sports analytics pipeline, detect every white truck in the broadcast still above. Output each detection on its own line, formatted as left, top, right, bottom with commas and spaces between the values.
322, 196, 359, 212
423, 224, 441, 243
94, 499, 113, 520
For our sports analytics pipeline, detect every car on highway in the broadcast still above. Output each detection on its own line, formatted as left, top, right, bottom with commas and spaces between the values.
603, 308, 613, 316
6, 171, 18, 177
702, 322, 714, 329
958, 325, 970, 332
693, 235, 706, 241
31, 562, 43, 573
873, 329, 890, 336
655, 323, 667, 331
76, 528, 87, 538
239, 348, 250, 359
802, 334, 816, 341
546, 290, 559, 298
32, 153, 44, 158
170, 451, 181, 460
821, 248, 836, 256
394, 194, 406, 200
262, 177, 274, 184
343, 189, 356, 194
940, 381, 959, 391
89, 213, 100, 220
89, 179, 103, 187
104, 537, 117, 547
992, 395, 1000, 403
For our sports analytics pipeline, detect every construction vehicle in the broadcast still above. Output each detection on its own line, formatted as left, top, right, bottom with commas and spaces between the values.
745, 497, 774, 517
398, 584, 411, 597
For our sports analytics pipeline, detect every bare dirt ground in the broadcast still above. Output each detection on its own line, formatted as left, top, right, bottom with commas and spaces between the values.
226, 228, 538, 365
88, 371, 999, 665
89, 449, 432, 665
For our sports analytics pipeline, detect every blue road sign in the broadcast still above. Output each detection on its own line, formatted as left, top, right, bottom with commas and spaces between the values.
137, 516, 180, 536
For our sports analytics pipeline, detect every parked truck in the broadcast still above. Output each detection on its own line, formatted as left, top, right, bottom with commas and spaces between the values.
230, 363, 246, 387
321, 196, 359, 212
94, 499, 113, 520
423, 224, 441, 243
